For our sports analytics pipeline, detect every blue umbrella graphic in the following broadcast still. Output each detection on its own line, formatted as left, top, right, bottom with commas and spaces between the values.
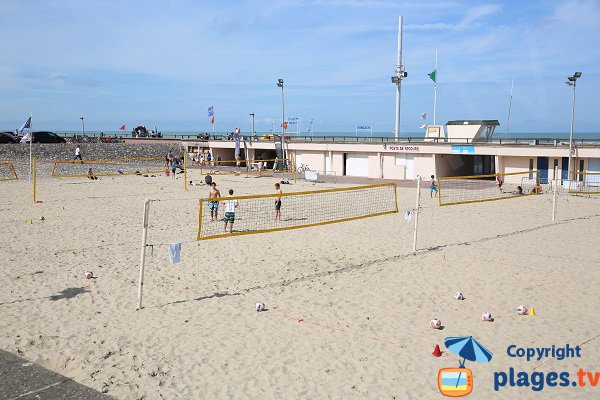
444, 336, 493, 388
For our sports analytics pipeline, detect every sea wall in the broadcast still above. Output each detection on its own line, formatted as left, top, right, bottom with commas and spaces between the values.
0, 143, 184, 178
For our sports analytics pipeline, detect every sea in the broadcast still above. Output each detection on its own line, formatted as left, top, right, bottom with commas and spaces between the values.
55, 131, 600, 140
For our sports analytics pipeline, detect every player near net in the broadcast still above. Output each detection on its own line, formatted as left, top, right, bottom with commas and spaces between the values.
223, 189, 239, 233
274, 182, 282, 221
208, 182, 221, 221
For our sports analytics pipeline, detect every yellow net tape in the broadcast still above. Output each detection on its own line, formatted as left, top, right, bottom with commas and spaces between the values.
51, 157, 168, 178
0, 161, 18, 181
438, 170, 541, 206
197, 183, 398, 240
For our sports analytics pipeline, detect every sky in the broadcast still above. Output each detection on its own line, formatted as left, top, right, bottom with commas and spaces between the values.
1, 0, 599, 135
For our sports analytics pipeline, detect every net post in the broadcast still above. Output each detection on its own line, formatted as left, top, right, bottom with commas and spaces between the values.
293, 152, 297, 184
137, 199, 151, 310
413, 176, 422, 252
32, 157, 37, 203
552, 166, 558, 222
184, 151, 188, 191
197, 198, 204, 240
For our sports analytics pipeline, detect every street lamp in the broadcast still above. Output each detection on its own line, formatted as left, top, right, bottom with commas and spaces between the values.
277, 79, 285, 136
565, 72, 582, 182
80, 117, 85, 137
249, 113, 255, 137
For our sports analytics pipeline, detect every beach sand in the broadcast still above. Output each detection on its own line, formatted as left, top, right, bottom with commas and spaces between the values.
1, 166, 599, 399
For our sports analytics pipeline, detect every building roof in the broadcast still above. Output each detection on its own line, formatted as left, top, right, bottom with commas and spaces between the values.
446, 120, 500, 126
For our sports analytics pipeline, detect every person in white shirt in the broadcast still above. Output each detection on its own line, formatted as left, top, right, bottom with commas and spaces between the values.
74, 146, 83, 161
223, 189, 239, 233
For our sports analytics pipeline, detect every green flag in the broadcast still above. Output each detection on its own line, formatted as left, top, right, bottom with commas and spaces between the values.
428, 69, 437, 83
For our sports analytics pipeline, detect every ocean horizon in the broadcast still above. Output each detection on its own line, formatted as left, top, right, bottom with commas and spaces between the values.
45, 130, 600, 140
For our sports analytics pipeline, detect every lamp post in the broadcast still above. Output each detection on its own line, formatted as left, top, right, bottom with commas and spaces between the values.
277, 79, 285, 136
249, 113, 255, 137
80, 117, 85, 137
565, 72, 582, 182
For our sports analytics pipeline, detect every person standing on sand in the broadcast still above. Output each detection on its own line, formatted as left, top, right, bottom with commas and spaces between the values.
208, 182, 221, 221
223, 189, 238, 233
74, 146, 83, 162
274, 182, 282, 221
430, 175, 438, 198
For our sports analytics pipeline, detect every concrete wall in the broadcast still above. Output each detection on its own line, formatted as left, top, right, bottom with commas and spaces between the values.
0, 142, 184, 178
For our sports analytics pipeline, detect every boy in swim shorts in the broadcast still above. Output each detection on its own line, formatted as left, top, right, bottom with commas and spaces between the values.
223, 189, 238, 233
430, 175, 438, 198
208, 182, 220, 221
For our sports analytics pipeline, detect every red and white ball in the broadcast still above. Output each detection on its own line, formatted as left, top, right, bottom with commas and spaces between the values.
255, 302, 266, 312
481, 312, 493, 321
454, 292, 465, 300
517, 306, 528, 315
430, 318, 442, 329
84, 271, 94, 279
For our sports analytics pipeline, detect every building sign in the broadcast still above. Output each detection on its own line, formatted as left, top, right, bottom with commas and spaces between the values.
388, 145, 420, 152
356, 125, 373, 136
452, 145, 475, 154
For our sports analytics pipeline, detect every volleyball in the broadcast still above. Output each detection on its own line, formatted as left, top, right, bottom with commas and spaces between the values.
481, 312, 493, 321
517, 306, 528, 315
454, 292, 464, 300
255, 302, 266, 312
84, 271, 94, 279
430, 318, 442, 329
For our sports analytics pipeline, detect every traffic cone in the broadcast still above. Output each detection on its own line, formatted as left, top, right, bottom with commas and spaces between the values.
529, 307, 536, 316
432, 344, 443, 357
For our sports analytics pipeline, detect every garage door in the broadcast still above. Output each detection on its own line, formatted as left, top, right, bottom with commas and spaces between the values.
295, 151, 302, 169
345, 154, 369, 177
395, 154, 414, 179
588, 158, 600, 173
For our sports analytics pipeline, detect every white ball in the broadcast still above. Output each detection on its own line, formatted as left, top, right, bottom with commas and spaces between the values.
454, 292, 464, 300
517, 306, 528, 315
481, 312, 493, 321
255, 302, 265, 312
84, 271, 94, 279
430, 318, 442, 329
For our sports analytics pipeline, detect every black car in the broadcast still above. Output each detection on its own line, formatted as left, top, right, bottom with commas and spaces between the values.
28, 131, 67, 143
0, 132, 19, 143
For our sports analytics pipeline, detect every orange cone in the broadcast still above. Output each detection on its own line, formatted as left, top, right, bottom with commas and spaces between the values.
432, 344, 443, 357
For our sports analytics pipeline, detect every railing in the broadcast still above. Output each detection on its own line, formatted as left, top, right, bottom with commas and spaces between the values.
34, 132, 600, 146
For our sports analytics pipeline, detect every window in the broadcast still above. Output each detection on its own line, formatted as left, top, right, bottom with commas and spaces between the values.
579, 160, 584, 181
553, 159, 558, 179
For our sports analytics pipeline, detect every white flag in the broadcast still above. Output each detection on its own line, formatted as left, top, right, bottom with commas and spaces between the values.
419, 124, 427, 129
20, 131, 32, 143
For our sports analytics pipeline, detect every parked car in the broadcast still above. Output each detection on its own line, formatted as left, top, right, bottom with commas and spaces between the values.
25, 131, 67, 143
0, 132, 19, 143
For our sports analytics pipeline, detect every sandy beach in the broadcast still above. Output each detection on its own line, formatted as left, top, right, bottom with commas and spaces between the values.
1, 164, 599, 399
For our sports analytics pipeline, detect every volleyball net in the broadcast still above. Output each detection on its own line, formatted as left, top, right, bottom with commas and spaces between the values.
197, 183, 398, 240
438, 170, 541, 206
198, 158, 294, 177
0, 161, 18, 181
51, 157, 168, 178
569, 172, 600, 194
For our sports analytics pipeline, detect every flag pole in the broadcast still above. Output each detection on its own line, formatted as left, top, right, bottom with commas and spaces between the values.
433, 50, 438, 126
506, 77, 515, 138
29, 113, 33, 184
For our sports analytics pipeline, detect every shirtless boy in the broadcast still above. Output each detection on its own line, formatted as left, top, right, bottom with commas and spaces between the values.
208, 182, 221, 221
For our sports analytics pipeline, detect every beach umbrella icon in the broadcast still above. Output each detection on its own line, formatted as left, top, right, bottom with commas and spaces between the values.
444, 336, 493, 366
444, 336, 493, 389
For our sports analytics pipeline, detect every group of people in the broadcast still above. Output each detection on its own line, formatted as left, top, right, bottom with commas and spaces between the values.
207, 181, 283, 233
165, 151, 185, 178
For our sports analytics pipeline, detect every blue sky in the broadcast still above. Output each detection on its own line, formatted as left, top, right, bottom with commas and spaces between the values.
1, 0, 598, 135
